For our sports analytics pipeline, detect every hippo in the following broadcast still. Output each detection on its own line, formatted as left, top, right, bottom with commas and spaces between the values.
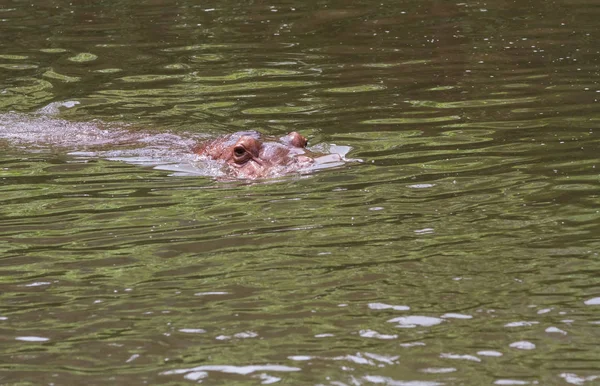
0, 109, 354, 179
193, 131, 333, 179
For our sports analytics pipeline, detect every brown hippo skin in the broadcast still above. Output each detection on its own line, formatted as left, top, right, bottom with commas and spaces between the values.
193, 131, 318, 179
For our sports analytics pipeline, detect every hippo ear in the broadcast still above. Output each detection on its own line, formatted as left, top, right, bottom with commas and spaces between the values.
283, 132, 308, 148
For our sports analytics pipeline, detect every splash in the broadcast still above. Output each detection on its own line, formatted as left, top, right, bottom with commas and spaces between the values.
0, 103, 222, 177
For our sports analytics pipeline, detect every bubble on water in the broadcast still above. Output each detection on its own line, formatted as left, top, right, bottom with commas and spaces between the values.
441, 313, 473, 319
509, 341, 536, 350
440, 353, 481, 362
477, 350, 503, 357
368, 302, 410, 311
560, 373, 599, 385
388, 315, 443, 327
359, 329, 398, 340
545, 327, 567, 335
494, 380, 530, 385
161, 364, 301, 376
288, 356, 312, 361
16, 336, 49, 342
421, 368, 456, 374
179, 329, 206, 334
584, 297, 600, 305
505, 321, 539, 328
364, 375, 443, 386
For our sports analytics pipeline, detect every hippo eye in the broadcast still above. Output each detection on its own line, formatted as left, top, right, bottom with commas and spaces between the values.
232, 136, 261, 165
234, 146, 246, 157
233, 145, 252, 164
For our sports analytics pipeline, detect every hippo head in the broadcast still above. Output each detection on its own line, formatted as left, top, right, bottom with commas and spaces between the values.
193, 131, 318, 179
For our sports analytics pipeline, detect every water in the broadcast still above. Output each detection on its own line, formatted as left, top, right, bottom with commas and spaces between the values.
1, 0, 600, 385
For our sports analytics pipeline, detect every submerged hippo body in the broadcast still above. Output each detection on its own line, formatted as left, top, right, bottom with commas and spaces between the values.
0, 109, 353, 179
194, 131, 335, 179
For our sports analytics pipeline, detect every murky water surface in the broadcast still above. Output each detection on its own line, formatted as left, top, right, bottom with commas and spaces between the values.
1, 0, 600, 385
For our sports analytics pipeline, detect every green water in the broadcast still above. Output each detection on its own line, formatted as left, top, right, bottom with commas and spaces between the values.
1, 0, 600, 385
